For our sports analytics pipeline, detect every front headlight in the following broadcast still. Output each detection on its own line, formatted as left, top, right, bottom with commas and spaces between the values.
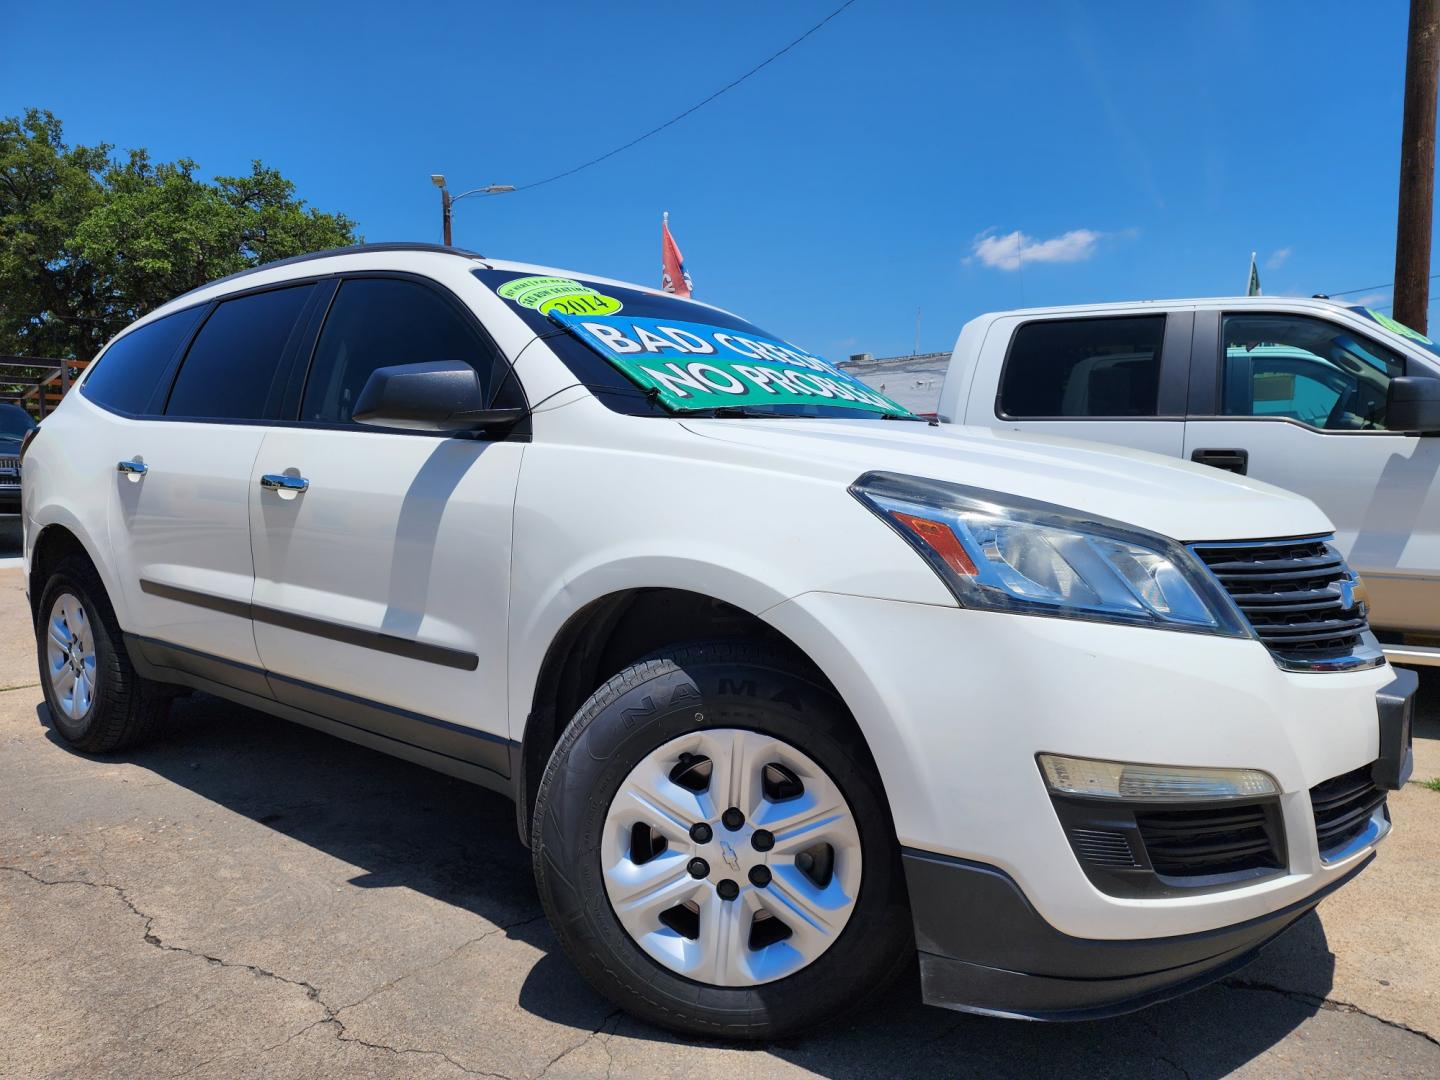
851, 471, 1250, 636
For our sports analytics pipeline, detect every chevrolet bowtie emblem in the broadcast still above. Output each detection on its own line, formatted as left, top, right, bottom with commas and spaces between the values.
1336, 575, 1368, 613
718, 840, 741, 872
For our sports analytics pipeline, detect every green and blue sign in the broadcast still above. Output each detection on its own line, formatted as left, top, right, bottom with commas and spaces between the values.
548, 312, 909, 415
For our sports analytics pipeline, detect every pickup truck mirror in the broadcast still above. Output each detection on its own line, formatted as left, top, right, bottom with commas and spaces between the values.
353, 360, 524, 433
1386, 375, 1440, 435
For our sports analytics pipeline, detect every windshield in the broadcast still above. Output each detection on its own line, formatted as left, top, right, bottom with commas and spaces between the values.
474, 268, 911, 419
0, 405, 36, 440
1350, 305, 1440, 363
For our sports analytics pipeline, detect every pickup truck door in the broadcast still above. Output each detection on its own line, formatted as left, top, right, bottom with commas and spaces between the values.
962, 311, 1192, 458
1183, 308, 1440, 632
248, 275, 524, 780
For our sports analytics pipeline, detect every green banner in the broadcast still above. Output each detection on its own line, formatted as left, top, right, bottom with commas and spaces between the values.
549, 312, 910, 416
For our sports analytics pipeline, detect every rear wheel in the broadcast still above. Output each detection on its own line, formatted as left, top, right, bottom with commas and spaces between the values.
531, 641, 912, 1040
36, 556, 169, 752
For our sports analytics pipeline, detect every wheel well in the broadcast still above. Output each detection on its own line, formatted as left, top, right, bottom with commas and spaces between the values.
517, 588, 841, 846
28, 525, 93, 623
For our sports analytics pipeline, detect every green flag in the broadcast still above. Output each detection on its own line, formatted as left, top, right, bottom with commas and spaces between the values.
1246, 251, 1261, 296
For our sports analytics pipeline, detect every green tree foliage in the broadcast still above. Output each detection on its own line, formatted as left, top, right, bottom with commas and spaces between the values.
0, 109, 359, 363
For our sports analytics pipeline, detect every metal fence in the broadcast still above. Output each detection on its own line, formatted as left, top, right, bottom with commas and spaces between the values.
0, 356, 88, 418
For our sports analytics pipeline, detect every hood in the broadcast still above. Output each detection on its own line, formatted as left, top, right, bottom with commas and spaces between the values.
679, 418, 1331, 543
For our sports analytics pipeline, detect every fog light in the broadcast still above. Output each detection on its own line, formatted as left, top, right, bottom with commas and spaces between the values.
1038, 754, 1279, 801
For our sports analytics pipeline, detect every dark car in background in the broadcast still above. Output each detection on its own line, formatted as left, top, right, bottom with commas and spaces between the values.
0, 403, 37, 514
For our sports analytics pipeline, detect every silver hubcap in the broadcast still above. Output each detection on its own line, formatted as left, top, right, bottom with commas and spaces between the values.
46, 593, 96, 721
601, 728, 862, 987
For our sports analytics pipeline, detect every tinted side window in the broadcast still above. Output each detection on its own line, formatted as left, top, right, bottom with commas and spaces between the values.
1000, 316, 1166, 418
81, 306, 206, 415
165, 285, 314, 420
1221, 314, 1405, 430
300, 278, 508, 425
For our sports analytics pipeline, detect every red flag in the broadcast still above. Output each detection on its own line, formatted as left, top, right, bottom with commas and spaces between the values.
661, 211, 693, 298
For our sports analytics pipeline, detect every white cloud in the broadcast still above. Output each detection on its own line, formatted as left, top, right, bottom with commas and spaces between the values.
1265, 247, 1292, 270
971, 229, 1102, 271
1350, 292, 1390, 309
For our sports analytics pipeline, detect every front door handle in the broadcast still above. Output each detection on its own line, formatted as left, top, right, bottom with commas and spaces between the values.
260, 473, 309, 493
116, 460, 148, 476
1191, 447, 1249, 475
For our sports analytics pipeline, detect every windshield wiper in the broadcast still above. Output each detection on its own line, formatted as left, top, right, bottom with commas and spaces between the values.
686, 405, 936, 422
879, 412, 938, 425
706, 405, 793, 418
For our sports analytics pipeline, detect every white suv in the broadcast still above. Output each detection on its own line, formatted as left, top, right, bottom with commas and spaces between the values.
22, 244, 1414, 1038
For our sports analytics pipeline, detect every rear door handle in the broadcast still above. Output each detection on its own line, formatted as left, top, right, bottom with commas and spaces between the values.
260, 473, 309, 493
1191, 448, 1249, 475
116, 460, 148, 476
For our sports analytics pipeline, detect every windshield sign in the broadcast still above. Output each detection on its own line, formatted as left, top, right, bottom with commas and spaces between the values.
1352, 305, 1440, 361
548, 310, 909, 416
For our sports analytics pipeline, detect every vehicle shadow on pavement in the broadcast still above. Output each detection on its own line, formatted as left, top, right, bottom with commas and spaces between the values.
36, 694, 1336, 1079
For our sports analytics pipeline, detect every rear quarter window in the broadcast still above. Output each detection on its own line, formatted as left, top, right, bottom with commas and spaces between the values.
81, 306, 206, 416
165, 285, 314, 421
999, 316, 1166, 419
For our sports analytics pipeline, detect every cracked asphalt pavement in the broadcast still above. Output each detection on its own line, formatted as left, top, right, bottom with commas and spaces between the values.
1, 566, 1438, 1078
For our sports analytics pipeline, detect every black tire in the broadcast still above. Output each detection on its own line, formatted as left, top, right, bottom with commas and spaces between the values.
36, 554, 169, 753
531, 640, 913, 1040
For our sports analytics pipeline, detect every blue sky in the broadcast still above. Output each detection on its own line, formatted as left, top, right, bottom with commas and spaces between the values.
2, 1, 1423, 359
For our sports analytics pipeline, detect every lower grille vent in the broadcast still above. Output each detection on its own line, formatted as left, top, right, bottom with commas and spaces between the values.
1068, 827, 1140, 868
1134, 803, 1284, 877
1310, 765, 1386, 858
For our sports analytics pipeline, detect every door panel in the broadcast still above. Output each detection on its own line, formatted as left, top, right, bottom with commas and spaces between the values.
971, 310, 1191, 459
105, 281, 321, 669
1182, 420, 1440, 629
249, 427, 523, 749
1185, 308, 1440, 632
108, 420, 267, 667
988, 418, 1185, 457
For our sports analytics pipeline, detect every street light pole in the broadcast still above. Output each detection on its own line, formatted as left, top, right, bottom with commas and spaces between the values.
1394, 0, 1440, 332
431, 174, 514, 247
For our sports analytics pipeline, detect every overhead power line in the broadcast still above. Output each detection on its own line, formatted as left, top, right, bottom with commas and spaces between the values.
1326, 272, 1440, 298
511, 0, 859, 193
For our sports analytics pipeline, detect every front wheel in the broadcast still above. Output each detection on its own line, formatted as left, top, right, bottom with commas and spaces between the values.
531, 641, 912, 1040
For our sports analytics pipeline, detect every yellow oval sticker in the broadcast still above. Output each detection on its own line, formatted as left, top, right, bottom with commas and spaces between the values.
497, 276, 622, 316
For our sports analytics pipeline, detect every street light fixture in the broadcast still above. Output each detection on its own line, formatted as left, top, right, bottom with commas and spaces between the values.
430, 174, 515, 246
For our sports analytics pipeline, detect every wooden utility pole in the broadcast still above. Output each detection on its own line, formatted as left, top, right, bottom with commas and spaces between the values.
1394, 0, 1440, 332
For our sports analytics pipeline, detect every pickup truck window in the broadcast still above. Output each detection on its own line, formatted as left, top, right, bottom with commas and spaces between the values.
1221, 314, 1403, 431
998, 315, 1165, 419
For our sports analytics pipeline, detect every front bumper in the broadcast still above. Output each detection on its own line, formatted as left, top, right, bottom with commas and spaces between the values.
903, 847, 1372, 1020
763, 591, 1408, 1012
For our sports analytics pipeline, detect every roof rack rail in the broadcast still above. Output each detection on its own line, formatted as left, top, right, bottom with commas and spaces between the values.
166, 242, 488, 306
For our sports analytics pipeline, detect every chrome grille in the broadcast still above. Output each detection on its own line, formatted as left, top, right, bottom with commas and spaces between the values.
1190, 536, 1373, 669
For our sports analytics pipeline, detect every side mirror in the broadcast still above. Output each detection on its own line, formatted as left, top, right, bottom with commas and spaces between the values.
352, 360, 523, 433
1387, 376, 1440, 434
